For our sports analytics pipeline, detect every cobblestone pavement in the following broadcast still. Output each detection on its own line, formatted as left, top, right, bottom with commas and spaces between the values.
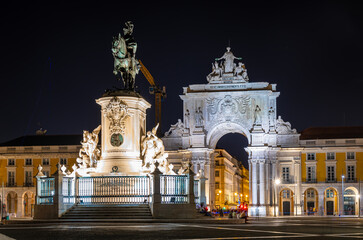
0, 217, 362, 239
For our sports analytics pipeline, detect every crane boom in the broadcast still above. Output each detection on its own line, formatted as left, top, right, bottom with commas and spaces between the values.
138, 60, 166, 137
139, 60, 155, 86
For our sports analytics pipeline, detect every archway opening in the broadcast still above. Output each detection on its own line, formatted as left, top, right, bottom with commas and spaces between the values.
304, 188, 318, 215
324, 188, 338, 216
215, 133, 248, 169
279, 188, 294, 216
7, 191, 18, 216
23, 191, 35, 217
214, 133, 249, 208
344, 187, 358, 215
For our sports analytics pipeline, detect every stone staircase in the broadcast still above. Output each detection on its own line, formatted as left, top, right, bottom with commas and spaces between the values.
61, 204, 153, 219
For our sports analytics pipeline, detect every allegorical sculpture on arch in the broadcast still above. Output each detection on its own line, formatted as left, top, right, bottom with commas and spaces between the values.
207, 47, 249, 83
112, 21, 140, 90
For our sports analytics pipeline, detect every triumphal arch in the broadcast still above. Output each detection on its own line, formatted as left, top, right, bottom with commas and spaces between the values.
163, 47, 300, 216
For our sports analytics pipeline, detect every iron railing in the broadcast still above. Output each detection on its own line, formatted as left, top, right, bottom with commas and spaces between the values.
38, 177, 55, 205
303, 178, 317, 183
326, 178, 337, 183
160, 175, 188, 204
77, 176, 151, 204
345, 178, 357, 183
62, 177, 75, 204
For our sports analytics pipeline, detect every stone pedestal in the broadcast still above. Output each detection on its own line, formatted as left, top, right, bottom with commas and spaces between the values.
95, 92, 151, 175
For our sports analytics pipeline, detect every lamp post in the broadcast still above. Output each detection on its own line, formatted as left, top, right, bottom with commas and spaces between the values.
274, 179, 280, 217
342, 175, 345, 216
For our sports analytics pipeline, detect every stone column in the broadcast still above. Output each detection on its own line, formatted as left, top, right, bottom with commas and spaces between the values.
185, 166, 195, 204
318, 189, 325, 216
249, 161, 252, 205
259, 160, 265, 205
198, 175, 207, 205
252, 161, 257, 205
294, 160, 302, 215
16, 195, 23, 218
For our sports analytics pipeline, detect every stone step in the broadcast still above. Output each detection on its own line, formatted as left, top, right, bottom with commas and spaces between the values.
65, 212, 152, 216
62, 215, 153, 219
61, 204, 152, 219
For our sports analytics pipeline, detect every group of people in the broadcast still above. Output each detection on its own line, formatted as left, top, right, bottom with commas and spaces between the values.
197, 203, 248, 223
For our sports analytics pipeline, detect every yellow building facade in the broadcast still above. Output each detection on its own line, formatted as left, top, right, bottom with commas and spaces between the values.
275, 127, 363, 216
0, 135, 80, 218
214, 149, 249, 209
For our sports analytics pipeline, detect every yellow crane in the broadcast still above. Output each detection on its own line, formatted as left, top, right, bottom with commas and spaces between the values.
138, 60, 167, 136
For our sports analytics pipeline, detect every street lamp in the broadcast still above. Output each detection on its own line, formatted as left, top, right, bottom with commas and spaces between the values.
274, 179, 281, 217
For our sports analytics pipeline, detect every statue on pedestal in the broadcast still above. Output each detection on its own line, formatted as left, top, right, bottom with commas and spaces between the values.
112, 21, 140, 91
76, 125, 102, 169
195, 107, 204, 127
184, 109, 190, 129
254, 105, 262, 125
141, 124, 171, 174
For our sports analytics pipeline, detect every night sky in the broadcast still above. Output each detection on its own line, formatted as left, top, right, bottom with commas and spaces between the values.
1, 2, 362, 167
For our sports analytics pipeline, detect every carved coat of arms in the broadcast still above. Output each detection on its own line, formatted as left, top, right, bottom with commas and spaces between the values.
102, 97, 129, 134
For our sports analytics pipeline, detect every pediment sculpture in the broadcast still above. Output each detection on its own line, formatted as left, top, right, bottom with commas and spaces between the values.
207, 47, 249, 83
275, 116, 297, 134
164, 119, 186, 137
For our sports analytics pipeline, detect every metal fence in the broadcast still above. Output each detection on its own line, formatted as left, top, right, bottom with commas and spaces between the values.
160, 175, 188, 204
37, 177, 55, 205
76, 176, 151, 204
37, 174, 192, 206
62, 177, 75, 204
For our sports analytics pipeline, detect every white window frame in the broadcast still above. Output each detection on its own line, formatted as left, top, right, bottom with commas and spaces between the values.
7, 170, 16, 186
307, 189, 315, 198
42, 158, 50, 166
215, 170, 220, 177
306, 166, 316, 181
60, 158, 67, 165
24, 170, 33, 185
25, 158, 32, 166
346, 165, 356, 181
307, 153, 316, 161
347, 152, 355, 160
326, 164, 336, 182
7, 159, 15, 166
282, 167, 290, 182
326, 152, 335, 160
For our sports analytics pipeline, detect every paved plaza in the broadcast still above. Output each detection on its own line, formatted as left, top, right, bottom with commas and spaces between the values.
0, 217, 362, 239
